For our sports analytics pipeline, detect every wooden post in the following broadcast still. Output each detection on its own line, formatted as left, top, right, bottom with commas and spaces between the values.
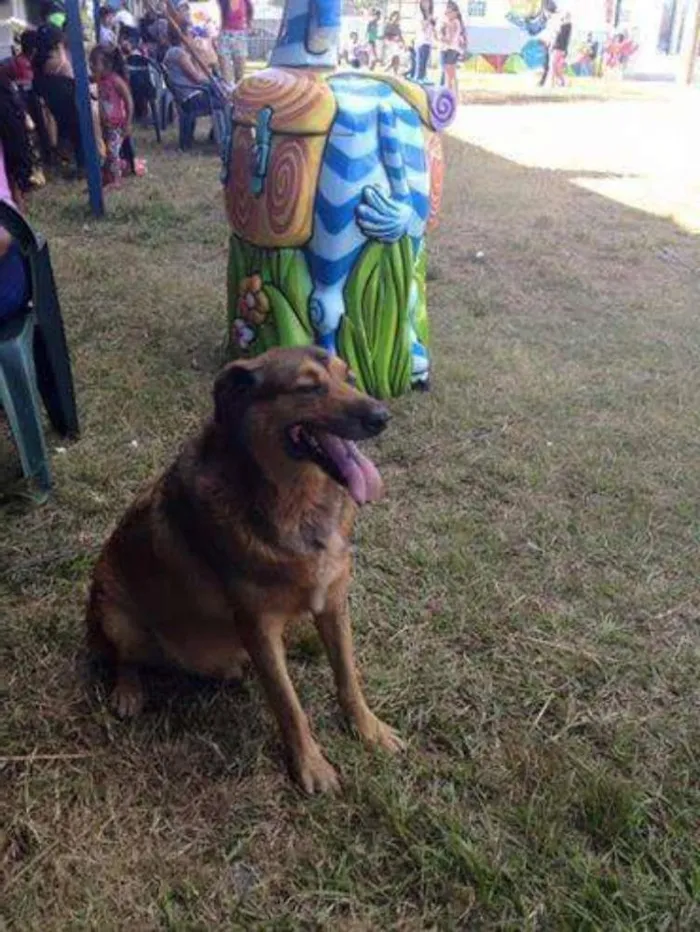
679, 0, 700, 85
65, 0, 105, 217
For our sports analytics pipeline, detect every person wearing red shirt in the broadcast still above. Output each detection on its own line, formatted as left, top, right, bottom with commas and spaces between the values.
6, 31, 37, 90
216, 0, 253, 85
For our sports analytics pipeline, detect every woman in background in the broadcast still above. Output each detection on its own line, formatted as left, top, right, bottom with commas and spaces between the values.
551, 12, 572, 87
33, 24, 82, 169
440, 1, 465, 97
366, 8, 382, 70
414, 0, 435, 82
216, 0, 253, 86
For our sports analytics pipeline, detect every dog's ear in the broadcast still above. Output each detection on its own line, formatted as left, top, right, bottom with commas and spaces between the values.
213, 360, 263, 426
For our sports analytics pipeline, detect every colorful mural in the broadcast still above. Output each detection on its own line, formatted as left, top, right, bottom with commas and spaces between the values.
454, 0, 550, 74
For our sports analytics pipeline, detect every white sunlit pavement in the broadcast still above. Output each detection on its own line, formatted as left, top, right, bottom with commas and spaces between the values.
448, 92, 700, 235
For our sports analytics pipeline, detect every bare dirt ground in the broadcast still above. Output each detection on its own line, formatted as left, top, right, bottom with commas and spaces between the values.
2, 97, 699, 929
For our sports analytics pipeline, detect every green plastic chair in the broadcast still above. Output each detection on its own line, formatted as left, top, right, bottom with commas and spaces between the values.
0, 310, 51, 495
0, 198, 79, 498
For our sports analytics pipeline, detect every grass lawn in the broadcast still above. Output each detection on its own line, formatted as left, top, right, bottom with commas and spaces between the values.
2, 116, 699, 929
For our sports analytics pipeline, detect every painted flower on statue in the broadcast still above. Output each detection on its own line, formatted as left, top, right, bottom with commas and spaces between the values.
232, 317, 256, 349
238, 274, 270, 326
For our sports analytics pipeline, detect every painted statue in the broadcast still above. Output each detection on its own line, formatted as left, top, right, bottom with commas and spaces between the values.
223, 0, 456, 397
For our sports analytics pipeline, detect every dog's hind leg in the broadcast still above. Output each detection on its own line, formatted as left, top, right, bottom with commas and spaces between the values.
314, 581, 406, 754
241, 615, 340, 794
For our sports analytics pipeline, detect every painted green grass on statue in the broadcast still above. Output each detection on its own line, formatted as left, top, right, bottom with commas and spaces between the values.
227, 234, 313, 354
414, 245, 429, 349
228, 233, 415, 397
340, 237, 414, 399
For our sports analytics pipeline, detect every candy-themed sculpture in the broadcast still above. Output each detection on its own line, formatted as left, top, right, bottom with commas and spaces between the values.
223, 0, 456, 397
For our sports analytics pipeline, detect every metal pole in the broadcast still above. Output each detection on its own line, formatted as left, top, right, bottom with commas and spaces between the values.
65, 0, 105, 217
679, 0, 700, 84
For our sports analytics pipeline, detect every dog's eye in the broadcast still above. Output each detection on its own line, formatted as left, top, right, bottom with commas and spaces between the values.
347, 371, 357, 388
294, 382, 327, 395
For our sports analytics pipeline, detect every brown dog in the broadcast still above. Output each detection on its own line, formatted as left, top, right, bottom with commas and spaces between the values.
86, 347, 404, 792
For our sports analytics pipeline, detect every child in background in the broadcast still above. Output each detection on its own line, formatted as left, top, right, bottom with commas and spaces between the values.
551, 12, 572, 86
7, 30, 36, 90
341, 31, 361, 68
90, 45, 133, 186
98, 6, 118, 48
366, 9, 382, 69
404, 40, 416, 79
383, 10, 404, 75
440, 1, 465, 97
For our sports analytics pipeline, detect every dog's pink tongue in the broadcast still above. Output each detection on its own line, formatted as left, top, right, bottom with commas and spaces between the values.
318, 434, 384, 505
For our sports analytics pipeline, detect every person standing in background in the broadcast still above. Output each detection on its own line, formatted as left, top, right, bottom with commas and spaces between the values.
366, 8, 382, 70
538, 2, 560, 87
216, 0, 253, 85
113, 0, 137, 32
440, 1, 465, 97
33, 24, 83, 169
551, 12, 572, 86
414, 0, 435, 82
341, 31, 362, 68
98, 6, 118, 48
89, 45, 133, 186
39, 0, 66, 30
383, 10, 404, 74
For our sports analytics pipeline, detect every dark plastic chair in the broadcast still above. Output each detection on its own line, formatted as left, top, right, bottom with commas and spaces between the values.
0, 199, 79, 496
125, 53, 165, 143
162, 67, 230, 153
162, 67, 203, 150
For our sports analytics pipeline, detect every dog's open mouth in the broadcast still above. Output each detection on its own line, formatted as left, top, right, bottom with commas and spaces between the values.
286, 425, 384, 505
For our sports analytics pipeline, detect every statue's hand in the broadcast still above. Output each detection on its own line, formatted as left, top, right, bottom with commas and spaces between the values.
356, 185, 412, 244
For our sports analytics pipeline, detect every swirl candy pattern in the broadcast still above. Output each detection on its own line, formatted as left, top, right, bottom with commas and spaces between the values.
233, 68, 336, 135
225, 127, 326, 249
426, 86, 458, 133
268, 139, 308, 238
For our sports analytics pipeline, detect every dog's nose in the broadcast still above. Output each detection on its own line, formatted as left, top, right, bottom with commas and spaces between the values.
362, 407, 390, 436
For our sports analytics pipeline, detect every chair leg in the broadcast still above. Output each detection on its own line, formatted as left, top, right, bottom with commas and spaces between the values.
150, 96, 161, 143
178, 112, 186, 149
0, 316, 52, 494
179, 111, 196, 150
161, 92, 174, 131
30, 243, 80, 439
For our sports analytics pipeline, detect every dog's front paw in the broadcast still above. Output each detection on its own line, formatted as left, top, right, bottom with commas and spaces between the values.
358, 713, 406, 754
109, 667, 145, 719
292, 744, 340, 795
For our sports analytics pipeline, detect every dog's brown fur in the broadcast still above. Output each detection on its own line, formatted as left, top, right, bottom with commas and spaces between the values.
86, 347, 404, 793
